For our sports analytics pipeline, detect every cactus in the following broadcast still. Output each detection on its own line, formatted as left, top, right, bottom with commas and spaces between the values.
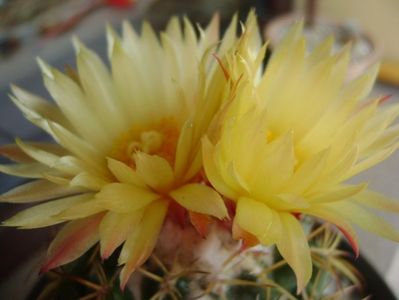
33, 219, 364, 300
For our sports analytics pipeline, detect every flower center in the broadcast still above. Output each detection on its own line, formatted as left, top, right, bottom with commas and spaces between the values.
111, 119, 180, 168
127, 130, 164, 156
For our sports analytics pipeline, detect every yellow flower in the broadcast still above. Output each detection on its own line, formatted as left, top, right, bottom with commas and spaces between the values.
202, 21, 399, 291
0, 15, 248, 288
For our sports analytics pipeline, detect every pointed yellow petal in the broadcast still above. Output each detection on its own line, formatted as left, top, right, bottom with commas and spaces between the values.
170, 183, 228, 219
0, 180, 81, 203
39, 59, 110, 147
99, 210, 144, 259
309, 183, 367, 203
43, 173, 72, 186
3, 194, 93, 228
95, 183, 159, 213
328, 201, 399, 241
302, 204, 359, 256
320, 145, 358, 184
345, 142, 399, 178
15, 137, 58, 166
174, 121, 193, 181
342, 63, 379, 102
41, 213, 103, 272
235, 197, 281, 245
307, 36, 333, 66
0, 143, 65, 163
10, 84, 71, 130
107, 158, 146, 187
109, 34, 146, 123
74, 38, 127, 135
202, 137, 238, 199
200, 13, 219, 50
70, 172, 110, 191
281, 149, 329, 194
218, 13, 238, 55
48, 122, 107, 175
0, 144, 33, 162
365, 123, 399, 156
0, 162, 53, 178
134, 152, 174, 192
353, 189, 399, 213
358, 104, 399, 152
249, 132, 295, 198
56, 198, 105, 220
184, 149, 203, 183
272, 194, 310, 210
165, 16, 182, 41
276, 212, 312, 293
52, 155, 89, 176
119, 200, 167, 289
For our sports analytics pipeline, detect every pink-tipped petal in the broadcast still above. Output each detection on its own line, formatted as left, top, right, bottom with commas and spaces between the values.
99, 210, 144, 260
189, 211, 212, 237
0, 180, 82, 203
41, 213, 103, 273
302, 204, 359, 257
329, 201, 399, 242
119, 200, 168, 290
0, 144, 34, 162
0, 143, 67, 163
338, 225, 359, 258
232, 217, 259, 249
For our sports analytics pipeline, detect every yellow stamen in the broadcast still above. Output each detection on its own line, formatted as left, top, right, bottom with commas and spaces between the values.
111, 119, 180, 169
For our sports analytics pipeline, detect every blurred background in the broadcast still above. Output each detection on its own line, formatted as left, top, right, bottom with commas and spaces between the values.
0, 0, 399, 298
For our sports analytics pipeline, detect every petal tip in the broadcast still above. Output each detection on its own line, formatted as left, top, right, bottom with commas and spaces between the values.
36, 58, 54, 79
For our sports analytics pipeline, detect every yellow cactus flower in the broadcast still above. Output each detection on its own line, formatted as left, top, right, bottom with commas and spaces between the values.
0, 15, 253, 288
202, 21, 399, 292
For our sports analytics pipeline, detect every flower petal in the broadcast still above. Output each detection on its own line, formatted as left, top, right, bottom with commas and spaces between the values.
270, 194, 310, 211
134, 152, 174, 192
99, 210, 144, 259
119, 200, 168, 289
353, 189, 399, 213
309, 183, 367, 203
232, 218, 259, 248
235, 197, 281, 245
74, 38, 127, 135
3, 194, 93, 228
14, 140, 93, 178
55, 198, 105, 220
48, 122, 108, 176
170, 183, 228, 219
0, 162, 55, 179
202, 137, 238, 199
276, 212, 312, 293
174, 120, 194, 181
70, 172, 110, 191
0, 144, 32, 162
281, 149, 329, 194
107, 158, 146, 187
328, 201, 399, 241
38, 59, 110, 147
189, 211, 212, 237
41, 213, 103, 273
10, 84, 71, 130
95, 183, 159, 213
0, 143, 65, 163
249, 132, 296, 198
302, 204, 359, 257
0, 180, 81, 203
345, 142, 399, 179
